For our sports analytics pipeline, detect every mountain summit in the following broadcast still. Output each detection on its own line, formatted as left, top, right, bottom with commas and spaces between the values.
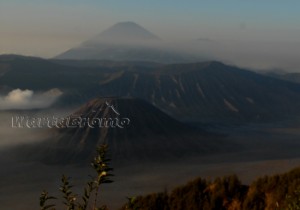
94, 21, 160, 42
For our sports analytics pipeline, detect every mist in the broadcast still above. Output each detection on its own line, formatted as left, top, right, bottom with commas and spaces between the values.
172, 39, 300, 72
0, 88, 63, 147
0, 107, 75, 148
202, 40, 300, 72
0, 88, 63, 110
0, 112, 43, 147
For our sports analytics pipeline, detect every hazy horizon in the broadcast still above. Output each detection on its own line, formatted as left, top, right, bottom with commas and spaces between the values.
1, 1, 300, 71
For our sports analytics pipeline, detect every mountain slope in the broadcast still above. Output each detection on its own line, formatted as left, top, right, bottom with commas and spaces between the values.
0, 55, 113, 90
0, 55, 116, 107
264, 71, 300, 84
95, 62, 300, 122
2, 55, 300, 123
24, 98, 226, 164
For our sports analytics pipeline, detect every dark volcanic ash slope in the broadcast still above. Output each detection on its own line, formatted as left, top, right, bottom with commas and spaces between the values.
24, 98, 227, 164
0, 54, 121, 91
96, 62, 300, 123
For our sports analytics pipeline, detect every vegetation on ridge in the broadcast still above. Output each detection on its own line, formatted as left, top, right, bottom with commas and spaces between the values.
121, 168, 300, 210
39, 144, 113, 210
39, 144, 300, 210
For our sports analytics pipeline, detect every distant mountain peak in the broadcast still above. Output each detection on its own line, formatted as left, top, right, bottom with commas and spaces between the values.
114, 21, 142, 27
94, 21, 160, 42
55, 22, 201, 62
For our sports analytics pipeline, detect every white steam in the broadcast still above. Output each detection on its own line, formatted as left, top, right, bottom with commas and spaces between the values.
0, 88, 63, 110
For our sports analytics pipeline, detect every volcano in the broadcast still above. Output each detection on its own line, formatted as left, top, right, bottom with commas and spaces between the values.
55, 22, 198, 63
90, 21, 160, 43
23, 98, 228, 164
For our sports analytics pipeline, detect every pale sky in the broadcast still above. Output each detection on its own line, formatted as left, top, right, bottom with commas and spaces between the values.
1, 0, 300, 70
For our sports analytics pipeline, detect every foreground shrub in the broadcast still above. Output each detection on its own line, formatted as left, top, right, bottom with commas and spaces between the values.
39, 144, 113, 210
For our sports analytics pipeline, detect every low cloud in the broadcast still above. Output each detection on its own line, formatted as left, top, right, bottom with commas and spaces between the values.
0, 88, 62, 110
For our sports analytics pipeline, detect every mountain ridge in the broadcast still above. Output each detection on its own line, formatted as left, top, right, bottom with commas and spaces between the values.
2, 56, 300, 123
